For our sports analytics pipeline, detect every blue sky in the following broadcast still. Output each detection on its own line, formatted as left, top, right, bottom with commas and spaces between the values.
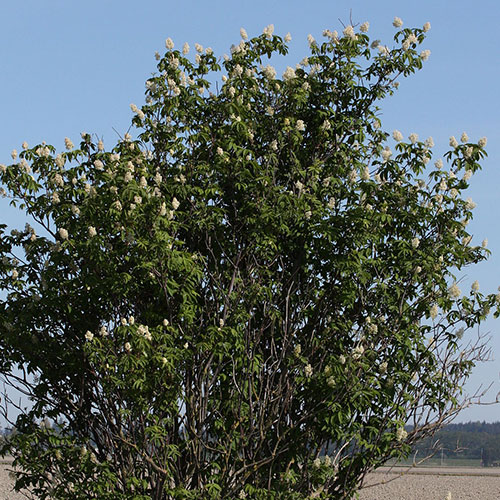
0, 0, 499, 422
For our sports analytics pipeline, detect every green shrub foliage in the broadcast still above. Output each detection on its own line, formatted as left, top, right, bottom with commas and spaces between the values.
0, 20, 497, 499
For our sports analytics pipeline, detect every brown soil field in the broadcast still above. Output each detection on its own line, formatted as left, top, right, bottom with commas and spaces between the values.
359, 466, 500, 500
1, 462, 500, 499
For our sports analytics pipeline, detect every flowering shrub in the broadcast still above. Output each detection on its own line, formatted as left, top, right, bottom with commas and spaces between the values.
0, 19, 498, 499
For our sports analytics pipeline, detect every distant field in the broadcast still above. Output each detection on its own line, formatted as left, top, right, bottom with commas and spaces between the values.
386, 456, 483, 468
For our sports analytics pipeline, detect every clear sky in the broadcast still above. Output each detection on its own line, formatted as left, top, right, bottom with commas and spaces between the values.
0, 0, 499, 423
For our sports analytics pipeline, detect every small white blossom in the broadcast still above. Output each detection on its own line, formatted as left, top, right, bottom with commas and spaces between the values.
11, 149, 18, 160
420, 49, 431, 61
434, 159, 443, 170
240, 27, 248, 40
409, 133, 418, 144
449, 283, 461, 299
282, 66, 296, 81
352, 345, 364, 360
294, 344, 301, 356
360, 166, 370, 180
328, 197, 336, 209
449, 136, 458, 148
94, 159, 104, 171
393, 17, 403, 28
402, 32, 418, 50
327, 376, 336, 387
165, 37, 174, 50
124, 342, 132, 353
381, 148, 392, 162
471, 280, 480, 292
284, 32, 292, 42
313, 457, 321, 468
59, 228, 68, 240
262, 64, 276, 80
482, 238, 488, 248
379, 361, 388, 374
478, 137, 487, 148
304, 364, 313, 378
11, 269, 18, 279
263, 24, 274, 38
360, 22, 369, 33
52, 192, 60, 204
430, 304, 438, 320
339, 354, 346, 365
321, 120, 331, 131
88, 226, 97, 238
216, 147, 224, 156
425, 136, 434, 148
172, 197, 180, 210
378, 45, 390, 56
85, 331, 94, 341
461, 132, 469, 143
465, 197, 476, 209
392, 130, 403, 142
423, 22, 431, 32
296, 120, 305, 132
348, 169, 357, 184
343, 25, 356, 40
64, 137, 74, 151
307, 34, 316, 47
411, 237, 420, 249
396, 427, 407, 441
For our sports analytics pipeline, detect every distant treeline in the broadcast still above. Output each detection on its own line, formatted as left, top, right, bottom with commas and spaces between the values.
2, 421, 500, 465
411, 421, 500, 465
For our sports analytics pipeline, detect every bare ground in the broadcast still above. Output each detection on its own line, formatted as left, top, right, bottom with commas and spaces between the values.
359, 466, 500, 500
1, 462, 500, 499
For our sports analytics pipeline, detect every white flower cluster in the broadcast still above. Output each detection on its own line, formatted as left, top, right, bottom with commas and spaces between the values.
449, 283, 461, 299
282, 66, 296, 81
262, 64, 276, 80
64, 137, 74, 151
296, 120, 305, 132
352, 344, 364, 360
430, 304, 438, 320
393, 17, 403, 28
381, 147, 392, 162
130, 103, 145, 121
408, 133, 418, 144
165, 37, 174, 50
396, 427, 408, 441
263, 24, 274, 38
392, 130, 403, 142
402, 33, 418, 51
420, 49, 431, 61
343, 25, 356, 41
